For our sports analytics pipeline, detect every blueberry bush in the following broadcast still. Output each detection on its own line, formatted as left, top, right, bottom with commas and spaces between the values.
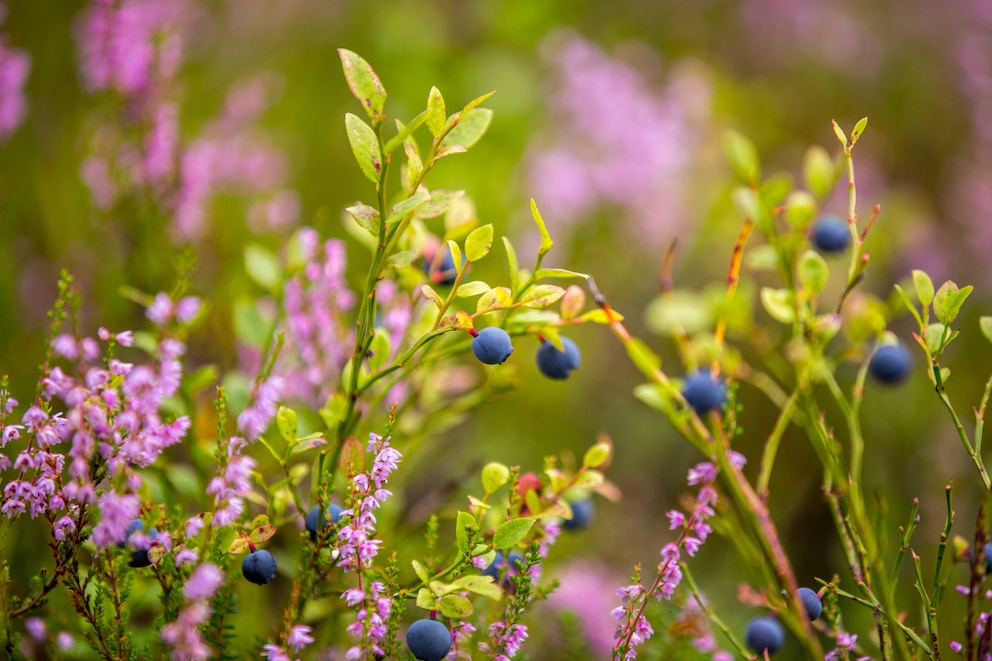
4, 3, 992, 661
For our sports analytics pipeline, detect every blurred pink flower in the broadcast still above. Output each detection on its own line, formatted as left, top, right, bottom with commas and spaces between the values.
544, 561, 620, 655
0, 3, 30, 142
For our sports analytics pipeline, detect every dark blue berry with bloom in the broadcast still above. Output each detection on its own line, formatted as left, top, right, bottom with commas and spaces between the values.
536, 336, 581, 379
811, 214, 851, 253
797, 587, 822, 621
681, 370, 727, 415
305, 503, 343, 542
869, 342, 912, 385
482, 550, 524, 586
472, 327, 514, 365
562, 498, 594, 530
423, 248, 460, 286
406, 618, 452, 661
242, 549, 277, 585
745, 616, 785, 655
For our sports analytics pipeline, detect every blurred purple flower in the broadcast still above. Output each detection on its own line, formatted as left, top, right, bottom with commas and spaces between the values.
544, 561, 621, 655
524, 31, 712, 248
0, 3, 30, 142
183, 562, 224, 601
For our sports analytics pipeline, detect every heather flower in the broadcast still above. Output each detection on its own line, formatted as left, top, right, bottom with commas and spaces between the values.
0, 4, 30, 143
183, 562, 223, 601
286, 625, 314, 653
237, 375, 284, 441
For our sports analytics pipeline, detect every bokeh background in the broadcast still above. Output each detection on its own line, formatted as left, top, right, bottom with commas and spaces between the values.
3, 0, 992, 658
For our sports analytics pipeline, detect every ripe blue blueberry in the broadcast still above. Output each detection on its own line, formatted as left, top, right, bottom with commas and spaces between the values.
423, 248, 459, 286
869, 342, 912, 385
127, 524, 159, 568
984, 542, 992, 574
811, 214, 851, 254
797, 587, 822, 621
481, 550, 524, 586
536, 337, 581, 380
242, 549, 277, 585
681, 370, 727, 415
305, 503, 344, 541
563, 498, 595, 531
471, 327, 514, 365
745, 616, 785, 655
406, 618, 452, 661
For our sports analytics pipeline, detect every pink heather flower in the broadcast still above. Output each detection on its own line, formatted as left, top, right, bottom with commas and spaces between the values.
91, 490, 141, 547
161, 600, 211, 661
237, 375, 283, 440
24, 617, 45, 641
261, 645, 293, 661
544, 561, 621, 655
183, 562, 223, 601
286, 625, 314, 653
173, 547, 198, 566
0, 18, 30, 143
175, 296, 201, 323
56, 631, 74, 651
147, 292, 173, 325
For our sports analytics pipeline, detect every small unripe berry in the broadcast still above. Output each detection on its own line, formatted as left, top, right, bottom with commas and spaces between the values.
811, 214, 851, 253
471, 327, 514, 365
869, 342, 912, 385
536, 337, 581, 380
242, 549, 277, 585
796, 587, 822, 621
406, 618, 451, 661
745, 616, 785, 655
681, 370, 727, 415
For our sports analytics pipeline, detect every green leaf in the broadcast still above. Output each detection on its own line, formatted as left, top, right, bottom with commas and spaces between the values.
832, 120, 848, 147
290, 435, 328, 455
913, 270, 935, 308
803, 145, 836, 199
465, 223, 494, 261
851, 116, 868, 145
531, 199, 553, 256
933, 281, 973, 325
344, 113, 381, 184
426, 86, 446, 137
244, 244, 282, 292
440, 108, 493, 153
455, 281, 490, 298
458, 90, 495, 116
481, 462, 510, 494
731, 186, 763, 222
416, 588, 437, 610
502, 237, 520, 292
456, 511, 476, 554
438, 594, 474, 618
760, 288, 795, 324
387, 250, 417, 268
415, 189, 464, 220
476, 287, 512, 314
493, 518, 534, 549
276, 406, 297, 443
420, 284, 444, 309
785, 190, 817, 227
387, 189, 430, 225
583, 442, 611, 469
452, 575, 501, 601
232, 300, 273, 348
383, 109, 428, 155
798, 250, 829, 294
345, 204, 380, 237
338, 49, 387, 120
368, 330, 391, 370
981, 317, 992, 344
519, 284, 566, 308
626, 338, 661, 374
534, 268, 589, 280
412, 560, 430, 584
724, 130, 760, 185
574, 470, 604, 489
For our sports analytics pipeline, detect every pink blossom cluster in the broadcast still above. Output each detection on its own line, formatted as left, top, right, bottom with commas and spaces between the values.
261, 625, 314, 661
480, 622, 528, 661
0, 3, 30, 143
446, 620, 477, 660
611, 452, 741, 659
334, 433, 401, 659
73, 0, 298, 240
524, 30, 711, 248
161, 562, 225, 660
1, 294, 195, 552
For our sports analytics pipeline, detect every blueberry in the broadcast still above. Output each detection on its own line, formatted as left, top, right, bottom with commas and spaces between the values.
305, 503, 344, 541
681, 370, 727, 415
406, 618, 452, 661
797, 587, 822, 621
984, 542, 992, 574
563, 498, 595, 531
811, 214, 850, 253
536, 337, 581, 380
869, 342, 912, 385
118, 519, 144, 548
423, 248, 459, 286
128, 527, 159, 568
242, 549, 277, 585
481, 550, 524, 586
745, 616, 785, 655
471, 327, 514, 365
